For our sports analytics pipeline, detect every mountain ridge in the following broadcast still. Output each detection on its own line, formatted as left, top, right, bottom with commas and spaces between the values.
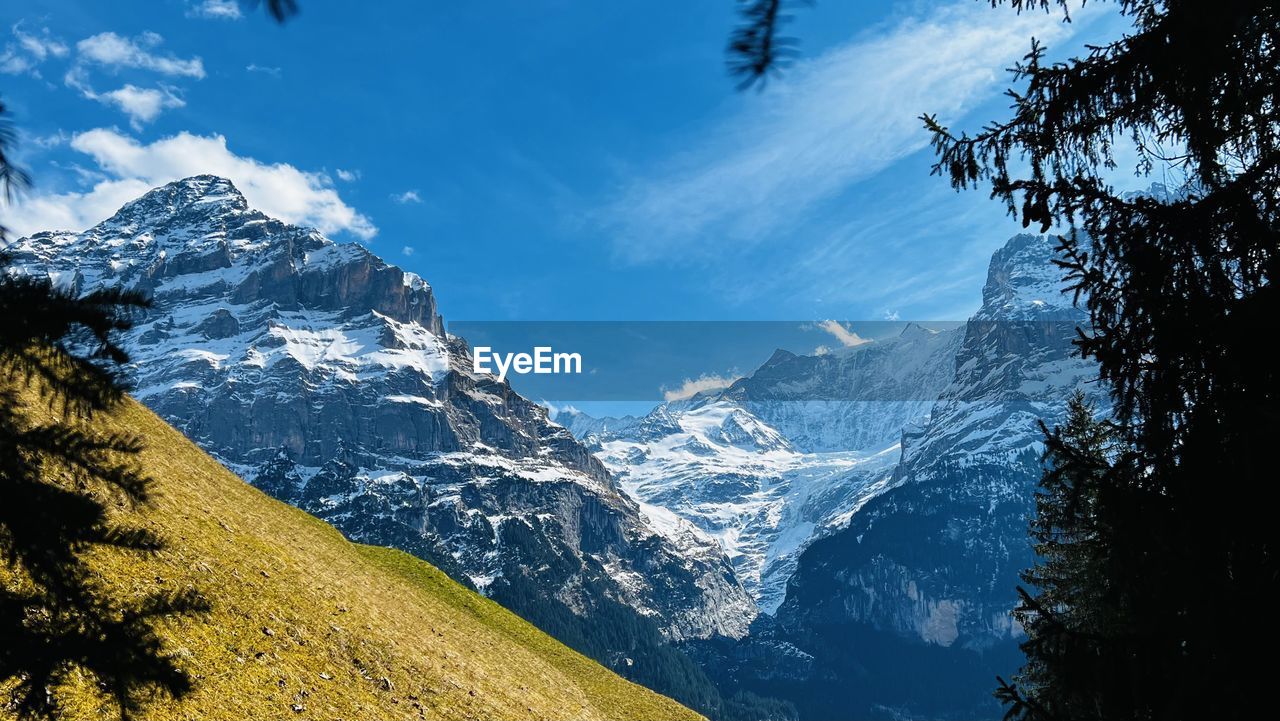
699, 232, 1103, 720
571, 324, 963, 613
6, 176, 757, 714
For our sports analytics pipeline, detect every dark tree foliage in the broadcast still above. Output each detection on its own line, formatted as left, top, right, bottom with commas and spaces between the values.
0, 265, 210, 719
0, 93, 206, 721
0, 100, 30, 242
999, 392, 1119, 720
252, 0, 299, 23
727, 0, 812, 89
918, 2, 1280, 719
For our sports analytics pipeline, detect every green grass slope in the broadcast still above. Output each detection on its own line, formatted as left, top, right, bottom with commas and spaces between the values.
1, 380, 702, 721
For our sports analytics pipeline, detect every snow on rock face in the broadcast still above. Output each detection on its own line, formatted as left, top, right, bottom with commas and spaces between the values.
572, 323, 963, 614
774, 233, 1106, 651
721, 325, 964, 453
595, 404, 898, 613
6, 175, 754, 642
585, 399, 917, 612
681, 233, 1103, 721
553, 407, 642, 439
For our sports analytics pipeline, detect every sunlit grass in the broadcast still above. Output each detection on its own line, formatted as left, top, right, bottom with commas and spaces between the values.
2, 378, 702, 721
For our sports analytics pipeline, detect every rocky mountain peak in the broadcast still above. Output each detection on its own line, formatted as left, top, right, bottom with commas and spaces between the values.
143, 174, 246, 210
760, 348, 798, 368
97, 175, 251, 238
764, 229, 1102, 674
977, 233, 1077, 321
898, 321, 937, 338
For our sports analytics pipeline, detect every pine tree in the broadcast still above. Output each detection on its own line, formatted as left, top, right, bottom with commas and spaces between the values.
0, 262, 213, 720
0, 108, 207, 719
916, 2, 1280, 719
996, 392, 1118, 720
731, 3, 1279, 715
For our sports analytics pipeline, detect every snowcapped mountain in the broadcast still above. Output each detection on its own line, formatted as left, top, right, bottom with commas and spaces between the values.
8, 177, 1108, 718
589, 399, 898, 614
722, 323, 964, 453
4, 176, 756, 652
707, 233, 1104, 720
776, 233, 1100, 650
554, 406, 641, 439
573, 324, 963, 614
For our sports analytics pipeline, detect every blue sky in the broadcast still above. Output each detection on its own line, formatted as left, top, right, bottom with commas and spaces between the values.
1, 0, 1126, 326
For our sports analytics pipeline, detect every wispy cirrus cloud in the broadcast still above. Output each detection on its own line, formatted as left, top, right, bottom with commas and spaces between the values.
246, 63, 282, 78
3, 129, 376, 240
599, 2, 1081, 264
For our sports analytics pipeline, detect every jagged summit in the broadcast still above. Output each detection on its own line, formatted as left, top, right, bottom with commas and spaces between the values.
977, 232, 1080, 320
93, 174, 252, 239
769, 229, 1101, 665
898, 321, 937, 338
131, 174, 247, 212
761, 348, 798, 367
11, 175, 281, 288
10, 175, 445, 331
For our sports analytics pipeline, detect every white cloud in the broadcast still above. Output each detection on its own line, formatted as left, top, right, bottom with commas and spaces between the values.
0, 51, 34, 75
401, 246, 415, 256
76, 32, 205, 78
62, 31, 202, 125
662, 372, 741, 401
817, 320, 869, 348
98, 85, 185, 128
601, 2, 1080, 263
1, 24, 68, 76
391, 190, 422, 204
3, 128, 377, 240
335, 168, 360, 182
16, 26, 69, 60
187, 0, 244, 20
538, 401, 583, 421
64, 68, 187, 126
27, 129, 72, 149
246, 63, 281, 77
883, 309, 900, 321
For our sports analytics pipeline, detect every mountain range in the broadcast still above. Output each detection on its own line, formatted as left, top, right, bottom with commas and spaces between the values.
571, 324, 962, 613
679, 234, 1104, 719
8, 177, 1103, 720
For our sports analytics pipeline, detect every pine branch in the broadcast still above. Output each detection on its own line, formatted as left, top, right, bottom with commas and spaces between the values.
251, 0, 299, 23
0, 99, 31, 242
727, 0, 807, 89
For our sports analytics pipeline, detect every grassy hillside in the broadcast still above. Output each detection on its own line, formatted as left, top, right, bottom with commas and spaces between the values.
1, 378, 702, 721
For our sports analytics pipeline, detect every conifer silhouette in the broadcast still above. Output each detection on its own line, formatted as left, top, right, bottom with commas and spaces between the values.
0, 99, 208, 721
920, 2, 1280, 719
